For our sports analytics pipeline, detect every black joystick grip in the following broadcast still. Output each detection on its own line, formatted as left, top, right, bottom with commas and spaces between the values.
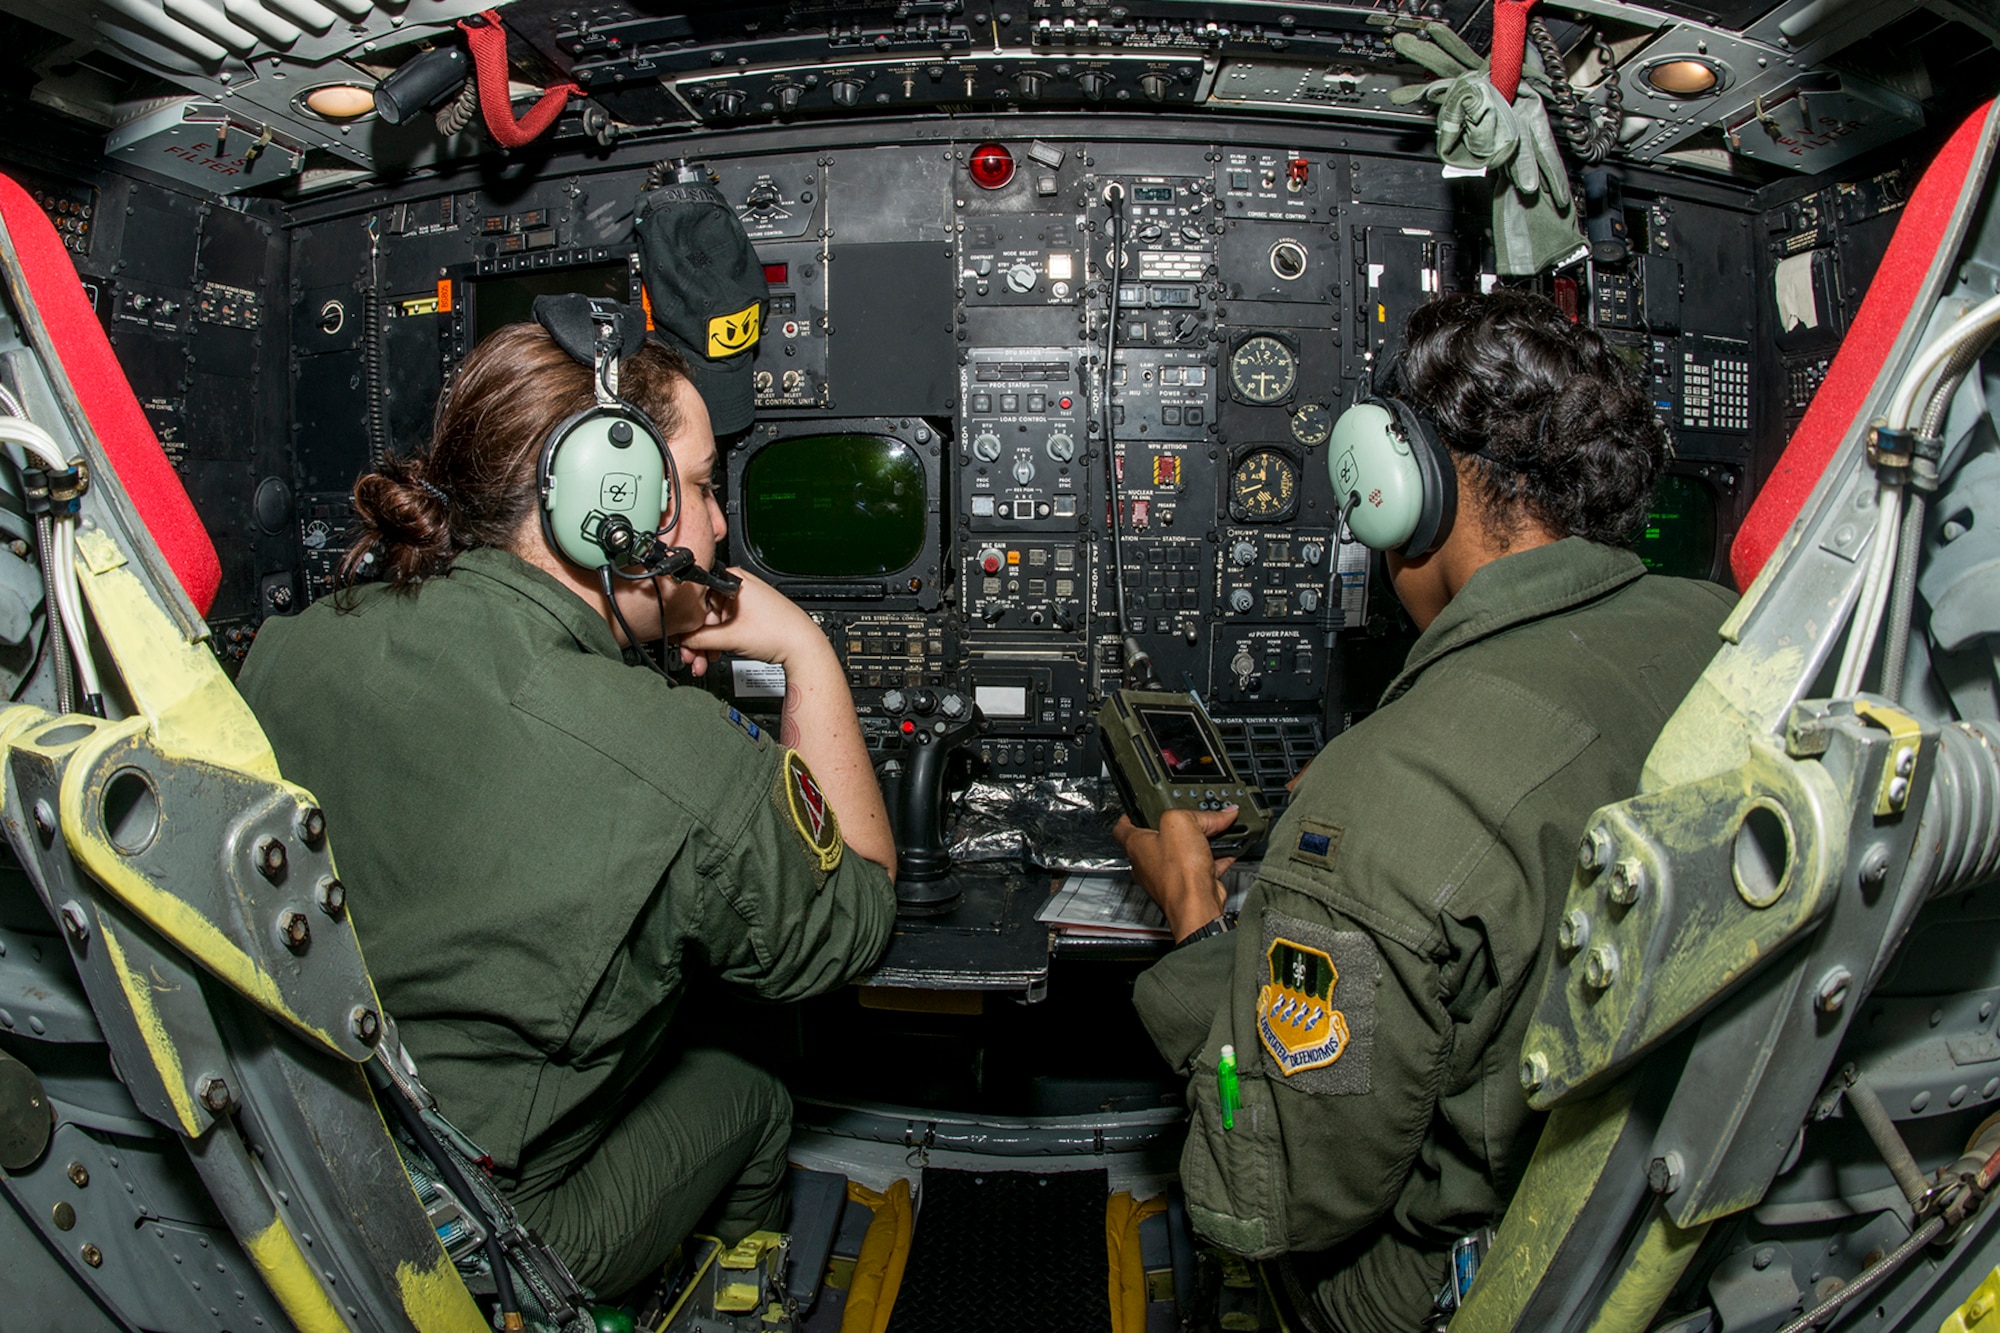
884, 697, 981, 909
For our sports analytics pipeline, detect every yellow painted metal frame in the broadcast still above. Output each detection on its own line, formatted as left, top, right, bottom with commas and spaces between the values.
5, 531, 488, 1329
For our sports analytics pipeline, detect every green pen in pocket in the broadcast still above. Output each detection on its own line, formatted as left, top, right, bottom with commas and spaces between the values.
1218, 1044, 1241, 1130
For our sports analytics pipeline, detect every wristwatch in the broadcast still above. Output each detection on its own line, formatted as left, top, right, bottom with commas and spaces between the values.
1174, 912, 1237, 950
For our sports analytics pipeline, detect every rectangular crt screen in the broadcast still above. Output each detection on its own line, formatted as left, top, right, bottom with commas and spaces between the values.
1634, 474, 1719, 580
1138, 707, 1221, 780
740, 435, 928, 578
472, 262, 630, 342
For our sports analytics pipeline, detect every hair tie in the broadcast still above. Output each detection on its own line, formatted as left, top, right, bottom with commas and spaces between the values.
1535, 405, 1554, 448
417, 477, 451, 506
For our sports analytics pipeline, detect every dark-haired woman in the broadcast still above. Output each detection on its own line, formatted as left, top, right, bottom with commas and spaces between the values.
237, 324, 897, 1296
1116, 290, 1734, 1333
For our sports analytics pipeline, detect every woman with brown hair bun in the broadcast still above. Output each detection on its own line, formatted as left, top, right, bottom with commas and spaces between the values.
237, 318, 897, 1297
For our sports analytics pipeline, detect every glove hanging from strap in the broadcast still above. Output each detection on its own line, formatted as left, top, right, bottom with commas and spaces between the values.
1390, 21, 1586, 276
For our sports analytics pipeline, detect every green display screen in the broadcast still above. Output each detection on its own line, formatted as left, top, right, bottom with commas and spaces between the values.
741, 435, 928, 578
1634, 474, 1718, 579
472, 262, 630, 342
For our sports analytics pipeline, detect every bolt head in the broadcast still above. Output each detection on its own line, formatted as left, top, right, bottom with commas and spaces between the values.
1609, 857, 1645, 906
197, 1075, 232, 1113
1584, 943, 1620, 990
80, 1242, 102, 1267
1895, 747, 1916, 778
1577, 826, 1610, 873
66, 1161, 88, 1188
297, 805, 326, 845
1520, 1051, 1549, 1092
32, 800, 56, 838
1815, 966, 1853, 1014
1557, 910, 1591, 953
350, 1006, 381, 1046
255, 837, 287, 880
1887, 776, 1910, 804
1858, 845, 1892, 886
59, 901, 88, 944
1646, 1152, 1683, 1195
277, 910, 310, 952
316, 877, 346, 919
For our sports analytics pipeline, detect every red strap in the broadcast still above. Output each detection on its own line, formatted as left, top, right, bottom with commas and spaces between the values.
459, 10, 579, 149
0, 172, 220, 615
1490, 0, 1537, 103
1730, 101, 1996, 589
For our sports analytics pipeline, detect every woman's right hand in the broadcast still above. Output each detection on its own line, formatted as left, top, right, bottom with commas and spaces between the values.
673, 568, 835, 677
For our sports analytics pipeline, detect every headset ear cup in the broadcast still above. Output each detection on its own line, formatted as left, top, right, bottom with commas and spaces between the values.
1387, 397, 1456, 557
538, 406, 676, 569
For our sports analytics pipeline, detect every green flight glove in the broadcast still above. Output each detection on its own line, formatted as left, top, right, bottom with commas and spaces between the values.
1390, 22, 1586, 276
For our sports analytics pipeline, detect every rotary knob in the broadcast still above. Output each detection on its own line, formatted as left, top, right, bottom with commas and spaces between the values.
1139, 71, 1170, 102
829, 78, 864, 107
1005, 262, 1037, 293
1229, 588, 1254, 613
1011, 456, 1037, 485
1077, 69, 1111, 100
1046, 432, 1076, 462
912, 689, 938, 716
1298, 588, 1322, 613
1015, 69, 1047, 99
1232, 648, 1256, 678
1231, 540, 1257, 565
973, 432, 1003, 461
775, 85, 804, 114
1300, 540, 1324, 565
746, 181, 781, 210
979, 546, 1005, 575
706, 88, 746, 118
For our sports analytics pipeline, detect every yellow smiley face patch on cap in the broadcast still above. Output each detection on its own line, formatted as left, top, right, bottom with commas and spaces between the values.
707, 302, 762, 357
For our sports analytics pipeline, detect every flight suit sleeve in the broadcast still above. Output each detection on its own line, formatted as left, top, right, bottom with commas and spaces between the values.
684, 737, 897, 1003
1153, 876, 1451, 1261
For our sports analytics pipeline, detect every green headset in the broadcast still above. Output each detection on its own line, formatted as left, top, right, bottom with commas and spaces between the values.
1327, 389, 1459, 557
532, 294, 679, 571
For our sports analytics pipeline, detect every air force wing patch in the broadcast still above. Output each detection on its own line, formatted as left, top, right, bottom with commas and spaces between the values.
1258, 939, 1351, 1075
779, 748, 843, 873
1254, 910, 1379, 1095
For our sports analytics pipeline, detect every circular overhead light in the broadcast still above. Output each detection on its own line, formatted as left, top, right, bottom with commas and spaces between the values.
298, 83, 377, 121
1643, 58, 1721, 97
968, 142, 1014, 190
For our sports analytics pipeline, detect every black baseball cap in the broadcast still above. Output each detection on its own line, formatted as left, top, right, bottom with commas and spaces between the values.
635, 178, 770, 436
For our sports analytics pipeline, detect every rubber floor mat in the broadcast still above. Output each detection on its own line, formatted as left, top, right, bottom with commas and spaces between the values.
887, 1167, 1111, 1333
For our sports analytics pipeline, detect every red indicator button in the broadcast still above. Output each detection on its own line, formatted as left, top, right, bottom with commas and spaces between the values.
1059, 396, 1072, 409
969, 142, 1015, 190
901, 719, 916, 734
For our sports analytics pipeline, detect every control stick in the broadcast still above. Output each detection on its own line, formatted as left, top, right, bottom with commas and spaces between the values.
879, 692, 982, 912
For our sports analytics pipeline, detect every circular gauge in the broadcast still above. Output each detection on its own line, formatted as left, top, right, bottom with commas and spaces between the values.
1229, 449, 1301, 522
1229, 334, 1298, 405
1290, 403, 1332, 447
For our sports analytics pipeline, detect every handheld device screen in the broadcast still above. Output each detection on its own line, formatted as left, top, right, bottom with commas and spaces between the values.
1139, 707, 1221, 779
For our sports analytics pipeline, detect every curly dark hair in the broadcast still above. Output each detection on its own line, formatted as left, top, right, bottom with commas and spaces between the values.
341, 324, 690, 588
1397, 290, 1670, 547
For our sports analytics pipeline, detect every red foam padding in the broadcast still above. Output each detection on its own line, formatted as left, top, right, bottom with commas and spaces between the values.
1730, 102, 1995, 590
461, 10, 579, 149
0, 173, 220, 615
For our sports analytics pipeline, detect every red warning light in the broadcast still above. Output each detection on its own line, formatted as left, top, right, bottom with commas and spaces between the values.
968, 143, 1015, 190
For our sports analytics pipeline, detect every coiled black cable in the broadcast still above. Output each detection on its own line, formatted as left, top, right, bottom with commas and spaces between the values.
1530, 21, 1622, 165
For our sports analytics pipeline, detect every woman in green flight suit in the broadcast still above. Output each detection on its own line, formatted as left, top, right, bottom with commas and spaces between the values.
1118, 290, 1735, 1332
237, 323, 899, 1297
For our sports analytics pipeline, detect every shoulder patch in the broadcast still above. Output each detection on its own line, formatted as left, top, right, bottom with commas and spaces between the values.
1289, 818, 1344, 871
1254, 909, 1379, 1095
724, 707, 766, 745
778, 749, 843, 873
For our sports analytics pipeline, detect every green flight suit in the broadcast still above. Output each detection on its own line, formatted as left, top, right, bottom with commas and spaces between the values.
1133, 538, 1733, 1332
237, 547, 896, 1294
